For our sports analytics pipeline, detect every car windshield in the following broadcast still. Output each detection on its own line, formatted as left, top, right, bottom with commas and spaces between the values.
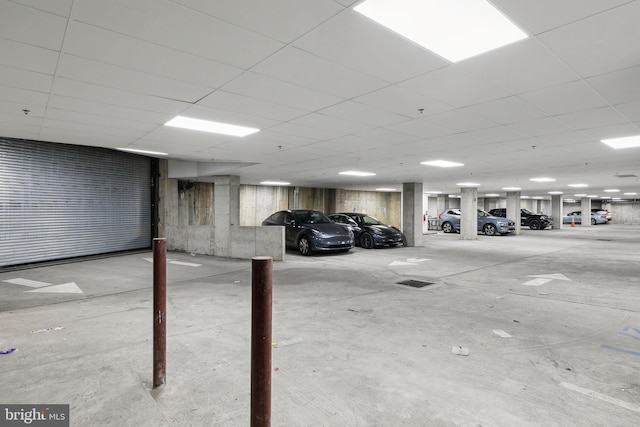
521, 208, 534, 215
295, 210, 333, 224
477, 209, 491, 217
361, 215, 383, 225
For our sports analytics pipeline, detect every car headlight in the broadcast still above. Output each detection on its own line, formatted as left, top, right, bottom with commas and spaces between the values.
371, 228, 384, 235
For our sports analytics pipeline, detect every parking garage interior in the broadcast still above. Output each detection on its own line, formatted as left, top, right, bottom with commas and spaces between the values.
2, 1, 640, 426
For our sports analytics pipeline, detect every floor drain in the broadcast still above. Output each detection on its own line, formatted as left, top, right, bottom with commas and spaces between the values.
396, 279, 435, 288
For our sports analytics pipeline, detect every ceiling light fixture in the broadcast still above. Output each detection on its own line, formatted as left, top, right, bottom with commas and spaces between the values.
601, 135, 640, 149
603, 189, 620, 193
424, 190, 443, 194
376, 188, 397, 191
548, 191, 563, 195
420, 160, 464, 167
502, 186, 521, 191
260, 181, 291, 186
485, 193, 500, 197
339, 171, 376, 177
456, 182, 480, 187
574, 194, 587, 197
624, 192, 637, 195
530, 177, 556, 182
587, 195, 599, 198
165, 116, 260, 137
354, 0, 527, 62
116, 148, 168, 156
568, 183, 589, 188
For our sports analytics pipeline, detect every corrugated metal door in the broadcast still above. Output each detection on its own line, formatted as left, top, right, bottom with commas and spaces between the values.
0, 138, 151, 268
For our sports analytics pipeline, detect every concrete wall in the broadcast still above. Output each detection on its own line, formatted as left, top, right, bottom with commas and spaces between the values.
334, 189, 401, 227
230, 226, 285, 261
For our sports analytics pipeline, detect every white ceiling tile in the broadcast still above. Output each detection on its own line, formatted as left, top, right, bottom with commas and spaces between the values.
289, 112, 373, 135
250, 46, 388, 99
506, 117, 575, 137
293, 10, 446, 83
171, 0, 343, 43
465, 126, 531, 143
614, 101, 640, 122
318, 101, 409, 127
176, 105, 278, 131
423, 110, 497, 133
400, 65, 509, 108
493, 0, 632, 35
518, 80, 608, 115
51, 78, 190, 114
48, 95, 170, 123
221, 72, 343, 112
586, 65, 640, 105
44, 108, 157, 132
0, 2, 67, 49
385, 119, 453, 140
460, 39, 577, 94
197, 90, 308, 122
0, 85, 50, 106
56, 55, 211, 103
9, 0, 73, 17
554, 106, 629, 130
0, 64, 53, 92
464, 97, 547, 125
0, 39, 59, 74
353, 84, 452, 118
64, 22, 243, 88
72, 0, 283, 69
537, 1, 640, 77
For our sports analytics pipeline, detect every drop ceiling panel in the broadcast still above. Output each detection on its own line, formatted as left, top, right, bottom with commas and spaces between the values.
171, 0, 344, 43
554, 106, 629, 130
538, 1, 640, 77
400, 66, 509, 108
423, 110, 497, 133
0, 2, 67, 49
506, 117, 575, 137
0, 39, 59, 74
293, 10, 446, 83
0, 86, 50, 106
518, 80, 608, 116
72, 0, 283, 69
0, 64, 52, 93
353, 85, 452, 118
250, 46, 388, 99
56, 55, 212, 103
464, 96, 547, 125
44, 108, 157, 132
318, 101, 408, 128
586, 66, 640, 105
493, 0, 632, 35
64, 22, 243, 88
221, 72, 343, 112
10, 0, 73, 17
197, 90, 308, 122
48, 95, 170, 124
460, 39, 578, 94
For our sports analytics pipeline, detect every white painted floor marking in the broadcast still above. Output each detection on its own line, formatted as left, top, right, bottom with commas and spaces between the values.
389, 261, 416, 266
169, 261, 202, 267
25, 282, 83, 294
522, 278, 553, 287
561, 382, 640, 413
528, 273, 570, 281
389, 258, 431, 267
3, 278, 51, 288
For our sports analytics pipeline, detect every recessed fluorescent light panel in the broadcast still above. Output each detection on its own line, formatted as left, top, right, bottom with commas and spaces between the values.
502, 187, 521, 191
530, 177, 556, 182
420, 160, 464, 167
339, 171, 376, 177
624, 192, 637, 195
568, 184, 588, 188
424, 191, 443, 194
601, 135, 640, 149
353, 0, 527, 63
260, 181, 291, 186
485, 194, 500, 197
116, 148, 168, 156
603, 189, 620, 193
165, 116, 259, 137
456, 182, 480, 187
376, 188, 397, 192
548, 191, 563, 195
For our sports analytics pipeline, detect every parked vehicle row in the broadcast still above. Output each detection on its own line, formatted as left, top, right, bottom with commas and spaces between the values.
562, 211, 608, 225
438, 209, 515, 236
262, 209, 404, 255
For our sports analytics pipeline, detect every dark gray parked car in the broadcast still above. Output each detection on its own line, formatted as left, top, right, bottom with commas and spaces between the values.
328, 212, 404, 249
488, 208, 552, 230
262, 209, 354, 255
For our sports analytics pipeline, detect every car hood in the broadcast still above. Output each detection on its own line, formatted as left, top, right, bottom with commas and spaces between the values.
366, 224, 401, 234
306, 223, 352, 236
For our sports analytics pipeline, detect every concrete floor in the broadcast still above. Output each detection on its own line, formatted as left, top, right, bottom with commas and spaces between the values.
1, 225, 639, 426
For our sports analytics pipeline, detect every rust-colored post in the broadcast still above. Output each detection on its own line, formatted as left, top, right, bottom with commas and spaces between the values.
153, 238, 167, 388
251, 256, 273, 427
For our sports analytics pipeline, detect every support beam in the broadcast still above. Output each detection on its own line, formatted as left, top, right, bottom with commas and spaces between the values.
402, 182, 423, 247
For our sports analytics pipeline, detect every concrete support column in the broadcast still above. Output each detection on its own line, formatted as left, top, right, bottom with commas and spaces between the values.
551, 195, 563, 229
460, 187, 478, 240
436, 195, 449, 218
581, 197, 592, 227
213, 175, 240, 257
402, 182, 423, 247
506, 191, 522, 235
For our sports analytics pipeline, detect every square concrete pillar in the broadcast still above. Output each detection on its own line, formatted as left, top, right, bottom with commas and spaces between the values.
581, 197, 592, 227
551, 195, 563, 229
460, 187, 478, 240
402, 182, 423, 247
506, 191, 522, 235
213, 175, 240, 257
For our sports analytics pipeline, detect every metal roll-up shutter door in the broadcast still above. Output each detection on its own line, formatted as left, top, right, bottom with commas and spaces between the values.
0, 138, 152, 268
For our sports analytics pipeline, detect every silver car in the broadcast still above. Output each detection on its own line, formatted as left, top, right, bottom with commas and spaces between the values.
438, 208, 515, 236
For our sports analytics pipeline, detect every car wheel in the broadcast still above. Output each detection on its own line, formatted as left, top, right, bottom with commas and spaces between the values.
483, 224, 497, 236
591, 218, 596, 225
529, 220, 541, 230
298, 236, 311, 255
360, 233, 374, 249
442, 222, 454, 233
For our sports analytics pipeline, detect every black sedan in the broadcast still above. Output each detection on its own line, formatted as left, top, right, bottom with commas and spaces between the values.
328, 213, 404, 249
262, 209, 354, 255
